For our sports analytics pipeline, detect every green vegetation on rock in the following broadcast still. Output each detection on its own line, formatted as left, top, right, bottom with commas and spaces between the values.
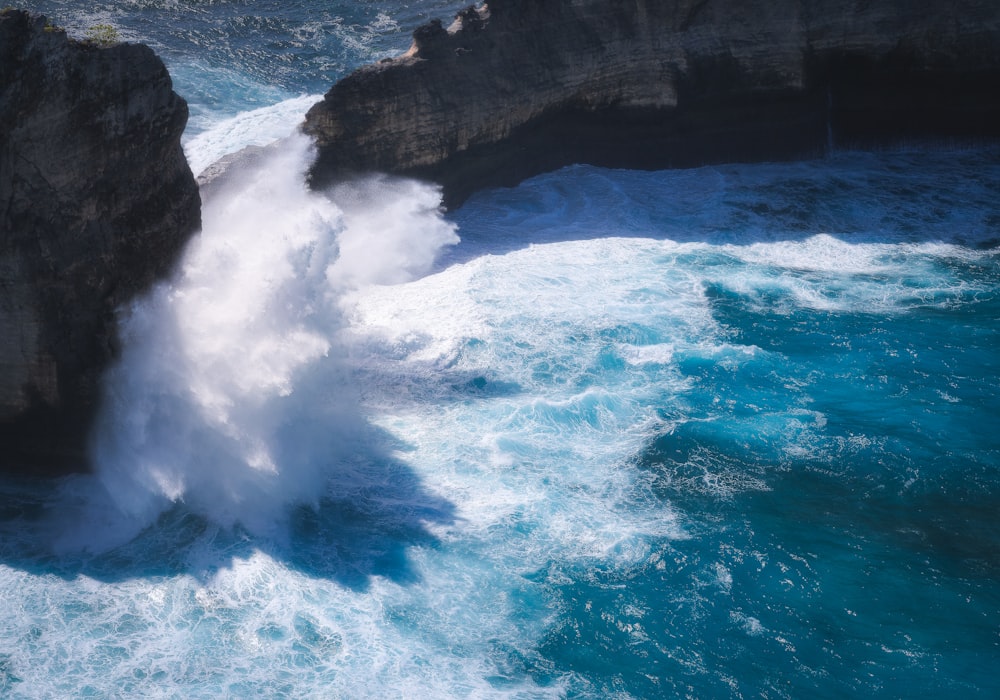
85, 23, 119, 46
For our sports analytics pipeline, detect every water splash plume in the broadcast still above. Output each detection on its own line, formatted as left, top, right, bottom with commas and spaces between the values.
66, 133, 458, 550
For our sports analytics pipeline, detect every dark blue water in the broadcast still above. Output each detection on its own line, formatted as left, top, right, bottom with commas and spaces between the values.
3, 2, 999, 697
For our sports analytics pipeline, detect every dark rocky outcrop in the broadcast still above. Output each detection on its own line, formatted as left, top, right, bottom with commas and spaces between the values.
304, 0, 1000, 207
1, 10, 200, 474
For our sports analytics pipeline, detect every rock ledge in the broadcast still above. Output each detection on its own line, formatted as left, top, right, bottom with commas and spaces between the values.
305, 0, 1000, 207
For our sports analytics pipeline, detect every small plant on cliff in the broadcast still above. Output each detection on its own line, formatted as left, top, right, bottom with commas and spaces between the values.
85, 23, 119, 46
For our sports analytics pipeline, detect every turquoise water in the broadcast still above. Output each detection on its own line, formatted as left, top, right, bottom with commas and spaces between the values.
4, 2, 1000, 697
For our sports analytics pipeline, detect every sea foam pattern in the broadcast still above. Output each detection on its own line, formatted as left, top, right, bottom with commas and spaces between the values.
2, 1, 1000, 697
4, 123, 1000, 700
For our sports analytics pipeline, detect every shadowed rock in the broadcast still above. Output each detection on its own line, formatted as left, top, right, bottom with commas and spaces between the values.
304, 0, 1000, 207
0, 10, 201, 474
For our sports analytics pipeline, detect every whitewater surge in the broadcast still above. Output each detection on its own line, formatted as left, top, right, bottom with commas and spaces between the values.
70, 130, 458, 547
1, 127, 997, 697
2, 3, 999, 689
182, 95, 322, 176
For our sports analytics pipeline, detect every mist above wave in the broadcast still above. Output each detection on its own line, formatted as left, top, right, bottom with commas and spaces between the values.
63, 133, 457, 550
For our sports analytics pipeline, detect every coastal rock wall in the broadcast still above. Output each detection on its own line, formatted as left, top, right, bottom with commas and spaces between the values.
0, 10, 200, 473
304, 0, 1000, 206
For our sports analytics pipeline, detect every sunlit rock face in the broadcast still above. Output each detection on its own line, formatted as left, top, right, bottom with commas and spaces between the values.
304, 0, 1000, 206
0, 9, 200, 474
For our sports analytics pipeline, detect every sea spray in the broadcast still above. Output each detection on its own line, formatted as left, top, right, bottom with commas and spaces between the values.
2, 0, 998, 691
3, 139, 997, 697
71, 132, 458, 549
182, 95, 322, 177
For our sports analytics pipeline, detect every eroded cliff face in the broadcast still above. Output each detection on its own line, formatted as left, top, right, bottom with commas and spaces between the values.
304, 0, 1000, 206
0, 10, 200, 474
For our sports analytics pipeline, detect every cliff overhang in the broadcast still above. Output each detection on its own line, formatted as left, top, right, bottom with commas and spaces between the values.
304, 0, 1000, 207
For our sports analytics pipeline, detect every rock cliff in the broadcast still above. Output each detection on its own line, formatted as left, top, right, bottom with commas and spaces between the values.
0, 10, 200, 474
304, 0, 1000, 206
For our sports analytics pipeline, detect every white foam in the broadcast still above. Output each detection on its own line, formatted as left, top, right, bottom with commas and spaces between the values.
340, 238, 702, 571
183, 95, 322, 177
620, 343, 676, 366
326, 176, 459, 289
345, 237, 716, 393
729, 233, 895, 274
72, 132, 458, 549
696, 234, 997, 314
13, 127, 996, 696
0, 548, 568, 699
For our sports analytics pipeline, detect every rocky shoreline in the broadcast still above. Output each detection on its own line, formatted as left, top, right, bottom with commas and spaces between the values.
3, 0, 1000, 475
0, 10, 200, 474
304, 0, 1000, 207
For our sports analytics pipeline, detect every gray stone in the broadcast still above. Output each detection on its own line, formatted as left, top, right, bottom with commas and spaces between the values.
304, 0, 1000, 207
0, 10, 200, 474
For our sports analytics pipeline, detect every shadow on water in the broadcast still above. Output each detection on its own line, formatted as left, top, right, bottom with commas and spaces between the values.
0, 132, 479, 590
0, 419, 457, 591
441, 146, 1000, 268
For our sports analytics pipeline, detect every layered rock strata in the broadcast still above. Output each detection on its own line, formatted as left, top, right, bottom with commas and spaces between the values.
304, 0, 1000, 207
0, 10, 200, 474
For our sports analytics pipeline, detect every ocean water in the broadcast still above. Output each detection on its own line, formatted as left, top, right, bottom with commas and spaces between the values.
3, 2, 1000, 698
